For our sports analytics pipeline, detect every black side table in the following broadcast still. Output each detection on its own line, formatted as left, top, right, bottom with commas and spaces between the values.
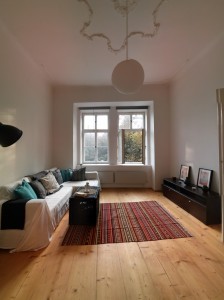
69, 187, 100, 225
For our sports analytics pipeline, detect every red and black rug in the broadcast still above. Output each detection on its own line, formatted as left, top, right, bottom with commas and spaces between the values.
61, 201, 192, 246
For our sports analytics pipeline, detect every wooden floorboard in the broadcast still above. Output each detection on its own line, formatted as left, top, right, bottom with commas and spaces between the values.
0, 188, 224, 300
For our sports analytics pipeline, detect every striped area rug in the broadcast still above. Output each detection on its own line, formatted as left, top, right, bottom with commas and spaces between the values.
61, 201, 192, 246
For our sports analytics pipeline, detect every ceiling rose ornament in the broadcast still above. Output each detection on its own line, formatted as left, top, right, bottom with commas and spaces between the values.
112, 0, 139, 16
78, 0, 166, 94
79, 0, 167, 53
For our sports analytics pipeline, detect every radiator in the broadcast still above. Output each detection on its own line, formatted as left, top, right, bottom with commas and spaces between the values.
115, 171, 146, 184
98, 171, 114, 184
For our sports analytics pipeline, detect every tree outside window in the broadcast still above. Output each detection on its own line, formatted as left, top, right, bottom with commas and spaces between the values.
118, 113, 145, 164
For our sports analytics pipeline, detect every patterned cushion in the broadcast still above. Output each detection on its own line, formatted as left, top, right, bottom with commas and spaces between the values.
39, 172, 60, 194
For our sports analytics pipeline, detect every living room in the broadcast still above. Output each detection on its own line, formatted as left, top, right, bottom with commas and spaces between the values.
1, 1, 223, 191
1, 1, 224, 299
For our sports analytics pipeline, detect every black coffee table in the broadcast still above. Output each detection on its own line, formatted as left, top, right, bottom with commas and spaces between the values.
69, 186, 100, 225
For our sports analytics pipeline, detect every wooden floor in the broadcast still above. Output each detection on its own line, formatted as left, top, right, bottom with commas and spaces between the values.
0, 188, 224, 300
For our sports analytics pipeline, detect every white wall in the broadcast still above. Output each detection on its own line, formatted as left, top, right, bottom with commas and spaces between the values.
0, 21, 52, 185
170, 33, 224, 193
52, 84, 170, 190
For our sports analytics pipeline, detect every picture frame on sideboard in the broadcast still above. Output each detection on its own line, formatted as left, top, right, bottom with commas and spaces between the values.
179, 165, 190, 181
197, 168, 213, 190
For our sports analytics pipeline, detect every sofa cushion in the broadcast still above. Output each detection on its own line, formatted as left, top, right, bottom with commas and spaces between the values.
29, 180, 47, 199
0, 180, 23, 200
60, 169, 72, 182
48, 185, 63, 195
40, 172, 60, 194
14, 180, 37, 200
52, 169, 63, 185
71, 167, 86, 181
31, 170, 48, 180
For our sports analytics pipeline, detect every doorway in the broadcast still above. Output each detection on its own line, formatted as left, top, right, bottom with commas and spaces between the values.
217, 88, 224, 242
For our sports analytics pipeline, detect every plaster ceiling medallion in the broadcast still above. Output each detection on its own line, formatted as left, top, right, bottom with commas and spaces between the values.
79, 0, 166, 53
78, 0, 166, 93
112, 0, 139, 16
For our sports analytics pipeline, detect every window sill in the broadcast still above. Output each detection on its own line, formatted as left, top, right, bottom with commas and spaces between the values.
82, 163, 151, 167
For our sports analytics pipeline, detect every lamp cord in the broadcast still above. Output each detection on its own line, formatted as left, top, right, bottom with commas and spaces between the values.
126, 0, 129, 60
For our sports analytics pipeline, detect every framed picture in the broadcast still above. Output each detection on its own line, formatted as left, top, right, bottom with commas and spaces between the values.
197, 168, 213, 189
179, 165, 190, 181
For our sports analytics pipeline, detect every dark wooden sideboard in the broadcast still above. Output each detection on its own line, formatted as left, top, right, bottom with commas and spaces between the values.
162, 178, 221, 225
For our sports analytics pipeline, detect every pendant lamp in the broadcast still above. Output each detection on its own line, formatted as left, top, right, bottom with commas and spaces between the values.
112, 0, 144, 94
112, 58, 144, 94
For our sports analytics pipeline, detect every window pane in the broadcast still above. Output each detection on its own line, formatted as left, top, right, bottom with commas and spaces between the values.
98, 147, 108, 162
97, 132, 108, 147
84, 147, 95, 162
119, 115, 130, 129
117, 130, 122, 163
84, 115, 95, 129
124, 130, 143, 163
97, 115, 108, 129
97, 133, 108, 162
132, 114, 144, 129
84, 133, 95, 146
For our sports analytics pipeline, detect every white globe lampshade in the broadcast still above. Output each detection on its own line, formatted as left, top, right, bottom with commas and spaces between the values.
112, 59, 144, 94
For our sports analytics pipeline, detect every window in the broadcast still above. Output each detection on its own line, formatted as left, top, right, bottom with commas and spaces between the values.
117, 112, 145, 164
81, 112, 109, 163
78, 105, 149, 166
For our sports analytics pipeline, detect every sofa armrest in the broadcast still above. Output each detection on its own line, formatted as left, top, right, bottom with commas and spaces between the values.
85, 171, 99, 180
86, 171, 101, 189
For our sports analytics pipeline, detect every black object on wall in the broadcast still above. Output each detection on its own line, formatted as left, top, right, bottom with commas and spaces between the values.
0, 122, 23, 147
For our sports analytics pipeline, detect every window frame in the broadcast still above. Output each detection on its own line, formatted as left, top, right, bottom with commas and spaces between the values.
77, 105, 150, 167
81, 111, 109, 164
117, 111, 146, 165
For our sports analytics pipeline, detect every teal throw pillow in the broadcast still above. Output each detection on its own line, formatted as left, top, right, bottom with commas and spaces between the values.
14, 180, 37, 200
60, 169, 72, 182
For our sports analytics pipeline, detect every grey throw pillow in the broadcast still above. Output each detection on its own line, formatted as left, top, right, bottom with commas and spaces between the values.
52, 169, 63, 185
29, 180, 47, 199
71, 167, 86, 181
31, 171, 48, 180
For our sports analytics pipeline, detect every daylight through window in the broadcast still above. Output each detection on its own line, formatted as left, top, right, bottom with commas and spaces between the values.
117, 112, 145, 164
82, 112, 109, 163
79, 107, 148, 165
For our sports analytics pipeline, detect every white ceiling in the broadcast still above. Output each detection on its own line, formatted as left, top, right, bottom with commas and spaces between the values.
0, 0, 224, 87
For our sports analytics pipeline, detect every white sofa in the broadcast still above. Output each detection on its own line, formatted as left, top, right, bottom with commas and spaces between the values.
0, 170, 100, 252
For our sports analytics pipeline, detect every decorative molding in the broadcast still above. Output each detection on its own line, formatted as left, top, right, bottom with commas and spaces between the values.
78, 0, 167, 53
112, 0, 139, 16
